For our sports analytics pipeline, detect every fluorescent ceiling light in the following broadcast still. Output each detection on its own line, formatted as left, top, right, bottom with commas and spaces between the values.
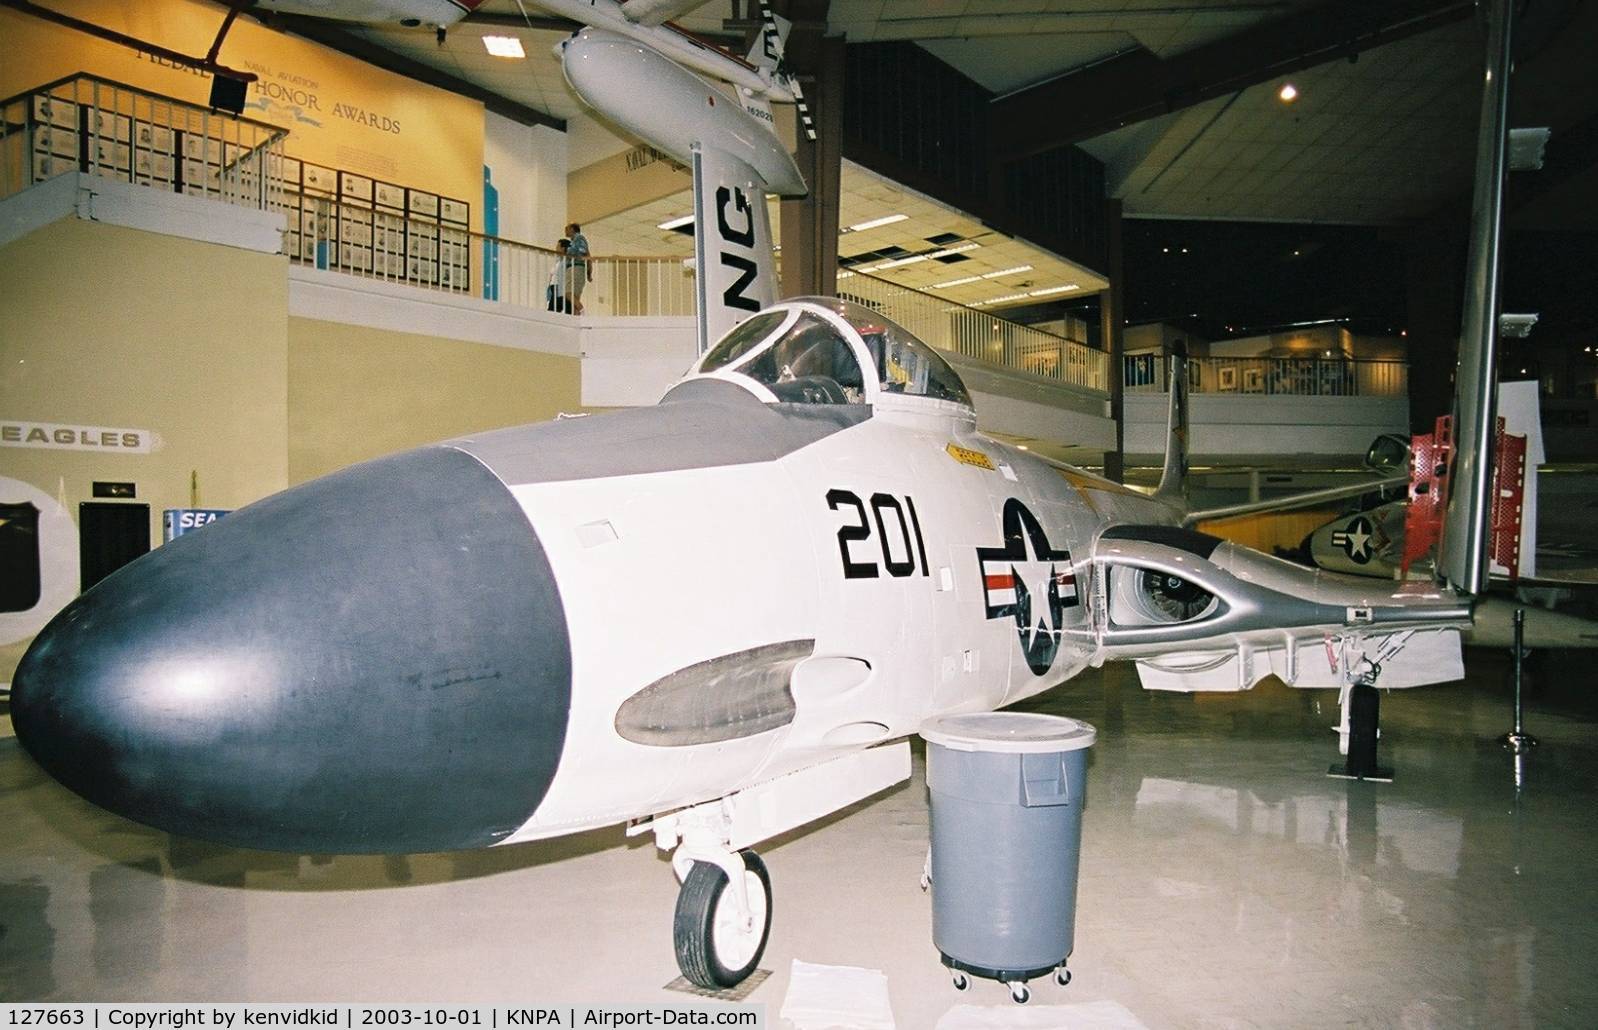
981, 265, 1033, 279
874, 254, 930, 270
845, 213, 908, 232
482, 35, 526, 59
932, 275, 982, 289
927, 243, 979, 258
976, 292, 1030, 306
836, 271, 855, 279
657, 214, 694, 230
1029, 284, 1080, 296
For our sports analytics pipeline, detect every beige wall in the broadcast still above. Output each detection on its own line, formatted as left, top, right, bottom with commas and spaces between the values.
287, 318, 581, 483
0, 217, 290, 679
0, 0, 486, 229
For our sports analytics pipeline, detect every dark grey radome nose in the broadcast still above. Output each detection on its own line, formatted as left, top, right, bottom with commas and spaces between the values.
11, 446, 571, 854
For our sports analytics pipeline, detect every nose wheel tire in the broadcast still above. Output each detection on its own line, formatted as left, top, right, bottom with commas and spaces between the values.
673, 849, 772, 989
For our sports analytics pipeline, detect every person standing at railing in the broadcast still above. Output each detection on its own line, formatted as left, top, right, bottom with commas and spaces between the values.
548, 238, 573, 313
565, 222, 590, 315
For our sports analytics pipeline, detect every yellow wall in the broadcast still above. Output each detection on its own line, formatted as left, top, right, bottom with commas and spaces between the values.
0, 216, 291, 679
1198, 509, 1341, 555
568, 145, 691, 228
0, 0, 484, 227
287, 318, 580, 483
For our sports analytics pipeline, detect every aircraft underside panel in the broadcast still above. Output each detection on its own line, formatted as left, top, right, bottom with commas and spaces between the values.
1134, 628, 1464, 692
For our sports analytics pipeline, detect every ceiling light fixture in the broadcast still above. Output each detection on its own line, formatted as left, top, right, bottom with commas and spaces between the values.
656, 214, 694, 231
873, 254, 930, 270
1278, 82, 1298, 102
932, 275, 982, 289
483, 35, 526, 59
977, 292, 1031, 306
927, 242, 979, 258
1029, 284, 1079, 297
845, 213, 909, 232
981, 265, 1032, 279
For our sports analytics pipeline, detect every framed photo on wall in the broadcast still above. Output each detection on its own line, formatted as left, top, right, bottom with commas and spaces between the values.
1218, 366, 1238, 391
1242, 367, 1265, 393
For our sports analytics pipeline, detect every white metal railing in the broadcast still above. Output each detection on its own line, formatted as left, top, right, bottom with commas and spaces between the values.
839, 271, 1110, 394
1124, 353, 1409, 398
0, 73, 287, 210
289, 195, 696, 316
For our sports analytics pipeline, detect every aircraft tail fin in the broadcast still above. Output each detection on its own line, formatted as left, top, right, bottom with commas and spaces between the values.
1438, 0, 1515, 594
748, 1, 816, 140
1155, 342, 1190, 502
745, 3, 791, 72
691, 145, 779, 355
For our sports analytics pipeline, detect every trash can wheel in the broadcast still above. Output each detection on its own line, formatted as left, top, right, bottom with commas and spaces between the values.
1055, 966, 1072, 987
1008, 981, 1031, 1004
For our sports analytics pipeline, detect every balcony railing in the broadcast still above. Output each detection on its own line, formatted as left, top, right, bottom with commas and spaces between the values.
1124, 353, 1409, 398
0, 73, 287, 211
838, 271, 1110, 394
287, 195, 696, 316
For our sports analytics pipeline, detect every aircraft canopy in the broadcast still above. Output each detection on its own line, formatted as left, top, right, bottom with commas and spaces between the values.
694, 298, 972, 409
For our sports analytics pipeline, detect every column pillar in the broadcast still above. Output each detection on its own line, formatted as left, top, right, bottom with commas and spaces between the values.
780, 34, 844, 298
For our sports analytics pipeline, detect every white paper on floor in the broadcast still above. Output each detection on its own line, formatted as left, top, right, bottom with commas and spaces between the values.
778, 959, 896, 1030
934, 1000, 1150, 1030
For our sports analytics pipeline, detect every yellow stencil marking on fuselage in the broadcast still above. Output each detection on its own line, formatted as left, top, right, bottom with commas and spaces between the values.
946, 443, 996, 470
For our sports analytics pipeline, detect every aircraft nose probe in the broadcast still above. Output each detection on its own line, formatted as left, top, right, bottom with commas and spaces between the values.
10, 446, 573, 854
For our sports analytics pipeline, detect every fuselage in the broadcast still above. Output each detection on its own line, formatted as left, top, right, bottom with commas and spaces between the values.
487, 379, 1177, 843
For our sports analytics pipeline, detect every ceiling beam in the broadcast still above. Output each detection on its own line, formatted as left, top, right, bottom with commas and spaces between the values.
990, 0, 1474, 161
258, 11, 565, 131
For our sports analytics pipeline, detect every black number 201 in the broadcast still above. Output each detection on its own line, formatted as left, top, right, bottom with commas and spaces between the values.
827, 489, 929, 580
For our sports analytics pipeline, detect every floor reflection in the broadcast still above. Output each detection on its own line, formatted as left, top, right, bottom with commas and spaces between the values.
2, 651, 1596, 1021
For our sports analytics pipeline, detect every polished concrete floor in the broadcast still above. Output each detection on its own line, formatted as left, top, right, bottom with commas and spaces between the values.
3, 646, 1597, 1027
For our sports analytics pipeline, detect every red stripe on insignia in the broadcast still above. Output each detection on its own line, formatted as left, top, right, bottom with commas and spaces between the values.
985, 574, 1013, 590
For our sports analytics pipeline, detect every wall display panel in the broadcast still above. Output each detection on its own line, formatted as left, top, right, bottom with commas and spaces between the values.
375, 181, 405, 209
302, 162, 336, 195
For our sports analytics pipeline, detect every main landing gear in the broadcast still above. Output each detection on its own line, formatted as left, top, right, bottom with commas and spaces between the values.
672, 846, 773, 989
1329, 662, 1393, 782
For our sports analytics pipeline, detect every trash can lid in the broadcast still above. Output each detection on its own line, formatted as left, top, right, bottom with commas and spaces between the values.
919, 712, 1096, 753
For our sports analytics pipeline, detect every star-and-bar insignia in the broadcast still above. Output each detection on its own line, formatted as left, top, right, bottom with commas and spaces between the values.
976, 498, 1081, 676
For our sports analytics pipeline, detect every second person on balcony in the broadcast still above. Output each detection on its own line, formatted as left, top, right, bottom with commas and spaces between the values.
548, 238, 573, 314
566, 222, 590, 315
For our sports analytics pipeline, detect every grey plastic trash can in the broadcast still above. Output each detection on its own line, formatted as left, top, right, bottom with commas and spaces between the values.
921, 712, 1096, 1003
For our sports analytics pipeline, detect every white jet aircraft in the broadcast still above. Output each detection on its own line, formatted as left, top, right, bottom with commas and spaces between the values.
11, 296, 1476, 988
8, 0, 1528, 994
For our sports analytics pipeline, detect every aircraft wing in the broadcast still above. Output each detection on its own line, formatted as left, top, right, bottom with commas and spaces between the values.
621, 0, 710, 26
1182, 475, 1408, 528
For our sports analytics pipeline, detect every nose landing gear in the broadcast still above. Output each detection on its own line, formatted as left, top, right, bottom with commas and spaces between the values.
672, 847, 773, 989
